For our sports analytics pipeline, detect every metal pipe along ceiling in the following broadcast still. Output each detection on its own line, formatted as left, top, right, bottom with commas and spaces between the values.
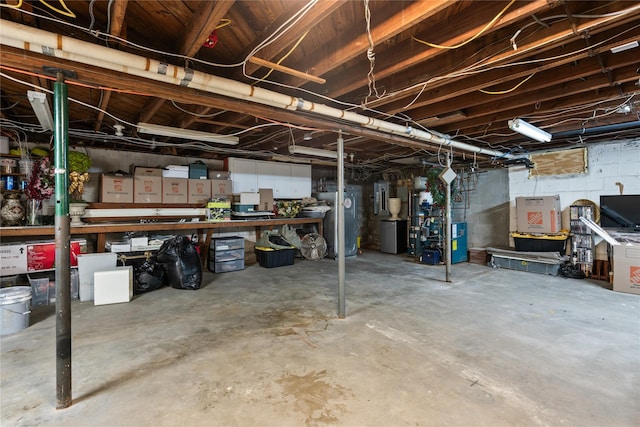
0, 20, 515, 160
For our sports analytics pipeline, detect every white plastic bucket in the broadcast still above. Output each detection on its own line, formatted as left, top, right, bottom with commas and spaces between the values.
0, 287, 32, 335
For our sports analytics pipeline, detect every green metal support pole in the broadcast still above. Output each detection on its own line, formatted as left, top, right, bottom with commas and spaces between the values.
53, 73, 72, 409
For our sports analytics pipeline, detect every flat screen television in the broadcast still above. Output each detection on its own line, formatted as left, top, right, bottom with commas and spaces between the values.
599, 194, 640, 231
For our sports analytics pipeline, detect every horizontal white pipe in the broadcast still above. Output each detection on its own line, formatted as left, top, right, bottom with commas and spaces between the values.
0, 20, 513, 159
0, 21, 298, 110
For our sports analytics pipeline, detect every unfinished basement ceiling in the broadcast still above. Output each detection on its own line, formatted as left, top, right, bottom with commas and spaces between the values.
1, 0, 639, 171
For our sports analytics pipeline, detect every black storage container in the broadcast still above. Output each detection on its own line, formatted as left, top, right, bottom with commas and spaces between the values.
255, 247, 296, 268
512, 233, 568, 254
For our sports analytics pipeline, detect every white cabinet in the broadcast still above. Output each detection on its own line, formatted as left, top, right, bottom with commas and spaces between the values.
257, 161, 290, 198
226, 158, 312, 199
227, 158, 258, 193
289, 164, 312, 198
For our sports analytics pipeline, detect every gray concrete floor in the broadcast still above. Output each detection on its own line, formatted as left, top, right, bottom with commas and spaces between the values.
1, 250, 639, 427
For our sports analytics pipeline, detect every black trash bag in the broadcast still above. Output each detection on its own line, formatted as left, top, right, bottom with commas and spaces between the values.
156, 235, 202, 290
134, 259, 166, 294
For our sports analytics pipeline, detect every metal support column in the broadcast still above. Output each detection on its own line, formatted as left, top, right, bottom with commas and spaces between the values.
337, 130, 346, 318
445, 153, 452, 283
53, 73, 72, 409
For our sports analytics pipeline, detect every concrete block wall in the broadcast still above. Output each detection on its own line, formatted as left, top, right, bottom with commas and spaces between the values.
454, 168, 511, 249
507, 139, 640, 255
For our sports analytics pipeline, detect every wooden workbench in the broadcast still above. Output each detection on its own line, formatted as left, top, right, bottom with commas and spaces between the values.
0, 217, 323, 264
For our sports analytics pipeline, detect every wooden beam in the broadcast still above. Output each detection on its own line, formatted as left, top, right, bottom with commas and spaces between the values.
93, 90, 112, 132
240, 0, 346, 77
306, 0, 552, 94
179, 0, 235, 58
248, 56, 326, 84
300, 0, 457, 84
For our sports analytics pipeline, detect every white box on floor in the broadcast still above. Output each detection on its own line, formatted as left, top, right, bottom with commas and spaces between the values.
613, 243, 640, 295
77, 253, 118, 302
94, 266, 133, 305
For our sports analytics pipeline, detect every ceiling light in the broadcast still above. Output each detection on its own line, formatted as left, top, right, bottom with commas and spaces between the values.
137, 122, 238, 145
27, 90, 54, 131
303, 132, 312, 140
610, 41, 639, 53
508, 119, 551, 142
288, 145, 345, 159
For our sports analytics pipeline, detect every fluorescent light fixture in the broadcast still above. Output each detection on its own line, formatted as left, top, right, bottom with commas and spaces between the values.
288, 145, 345, 159
27, 90, 54, 131
508, 119, 552, 142
610, 41, 638, 53
137, 122, 238, 145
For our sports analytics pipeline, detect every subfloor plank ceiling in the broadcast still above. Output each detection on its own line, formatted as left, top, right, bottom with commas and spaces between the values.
1, 0, 639, 171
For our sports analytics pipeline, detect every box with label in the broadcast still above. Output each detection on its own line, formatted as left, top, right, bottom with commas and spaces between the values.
206, 198, 231, 221
189, 162, 208, 179
162, 178, 188, 204
26, 240, 83, 271
0, 243, 28, 275
516, 195, 562, 234
259, 188, 274, 212
188, 179, 212, 204
162, 165, 189, 178
133, 167, 163, 203
100, 173, 134, 203
613, 243, 640, 295
211, 179, 231, 197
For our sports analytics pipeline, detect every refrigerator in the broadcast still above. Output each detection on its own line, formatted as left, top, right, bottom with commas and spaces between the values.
380, 220, 408, 254
315, 191, 359, 258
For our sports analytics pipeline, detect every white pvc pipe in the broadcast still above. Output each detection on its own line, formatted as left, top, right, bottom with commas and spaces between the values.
0, 20, 513, 159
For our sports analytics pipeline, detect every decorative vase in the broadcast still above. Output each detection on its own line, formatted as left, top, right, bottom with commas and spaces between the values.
388, 197, 402, 220
1, 194, 25, 226
69, 202, 88, 225
26, 199, 42, 226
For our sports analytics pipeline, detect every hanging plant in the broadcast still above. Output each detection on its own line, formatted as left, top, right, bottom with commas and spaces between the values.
425, 168, 446, 207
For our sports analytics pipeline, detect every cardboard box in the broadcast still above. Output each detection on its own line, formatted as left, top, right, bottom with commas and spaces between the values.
516, 195, 562, 233
94, 266, 133, 305
162, 165, 189, 178
211, 179, 231, 197
0, 243, 28, 275
106, 241, 131, 252
100, 173, 134, 203
27, 240, 83, 271
129, 236, 149, 247
259, 188, 274, 212
162, 178, 188, 204
613, 243, 640, 295
209, 170, 230, 180
133, 167, 163, 203
188, 179, 212, 204
233, 192, 260, 206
